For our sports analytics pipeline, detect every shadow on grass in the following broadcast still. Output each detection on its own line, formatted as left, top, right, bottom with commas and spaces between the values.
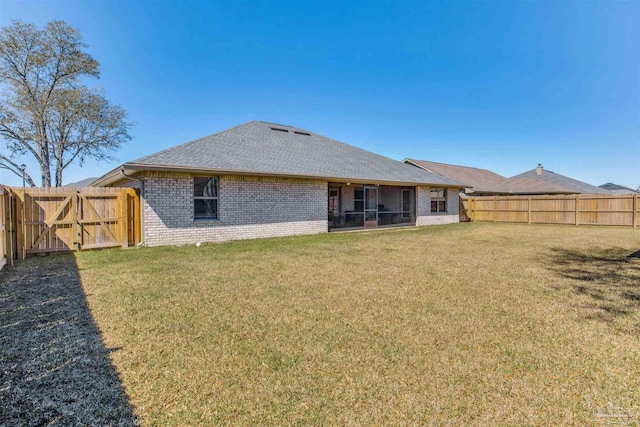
0, 254, 137, 426
545, 247, 640, 332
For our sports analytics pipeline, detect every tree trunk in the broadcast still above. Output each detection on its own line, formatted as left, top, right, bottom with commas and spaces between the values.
39, 139, 52, 187
40, 157, 51, 187
55, 163, 63, 187
40, 165, 51, 186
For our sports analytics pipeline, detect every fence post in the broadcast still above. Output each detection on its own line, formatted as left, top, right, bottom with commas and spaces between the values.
73, 191, 80, 250
0, 187, 5, 270
6, 189, 12, 264
134, 189, 141, 244
121, 190, 128, 248
634, 194, 637, 228
493, 196, 497, 222
467, 198, 471, 222
575, 194, 580, 226
470, 198, 474, 222
527, 197, 531, 224
3, 190, 9, 265
19, 189, 26, 260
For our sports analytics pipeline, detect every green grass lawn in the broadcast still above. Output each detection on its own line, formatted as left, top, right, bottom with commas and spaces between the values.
75, 223, 640, 425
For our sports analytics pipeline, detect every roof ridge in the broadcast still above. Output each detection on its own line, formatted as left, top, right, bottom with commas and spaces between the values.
509, 168, 554, 178
256, 120, 297, 129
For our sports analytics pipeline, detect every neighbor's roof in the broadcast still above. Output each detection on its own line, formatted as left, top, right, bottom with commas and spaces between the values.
510, 168, 610, 194
63, 177, 98, 187
501, 176, 575, 194
404, 159, 611, 195
599, 183, 639, 193
403, 159, 509, 193
94, 121, 467, 187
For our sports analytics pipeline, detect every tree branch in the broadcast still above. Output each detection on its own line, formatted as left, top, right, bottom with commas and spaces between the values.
0, 20, 108, 186
0, 154, 35, 186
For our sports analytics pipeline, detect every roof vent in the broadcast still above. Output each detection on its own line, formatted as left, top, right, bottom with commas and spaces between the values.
294, 131, 310, 136
270, 127, 289, 133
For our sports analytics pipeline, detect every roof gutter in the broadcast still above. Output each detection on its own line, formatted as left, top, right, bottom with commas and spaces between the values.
90, 165, 127, 187
121, 170, 145, 247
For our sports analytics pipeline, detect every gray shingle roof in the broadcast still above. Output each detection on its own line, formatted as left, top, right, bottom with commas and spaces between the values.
63, 177, 98, 187
599, 183, 639, 193
502, 176, 576, 194
126, 121, 466, 186
510, 168, 611, 194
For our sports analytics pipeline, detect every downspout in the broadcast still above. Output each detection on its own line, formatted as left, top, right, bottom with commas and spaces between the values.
121, 170, 145, 247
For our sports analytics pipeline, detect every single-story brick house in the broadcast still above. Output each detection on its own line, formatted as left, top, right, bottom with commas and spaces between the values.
92, 121, 466, 246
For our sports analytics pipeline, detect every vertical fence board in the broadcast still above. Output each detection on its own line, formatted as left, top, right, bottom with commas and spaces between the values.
17, 190, 25, 259
0, 186, 6, 270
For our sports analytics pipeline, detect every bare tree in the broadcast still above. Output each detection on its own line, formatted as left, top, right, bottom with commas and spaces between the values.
0, 20, 131, 186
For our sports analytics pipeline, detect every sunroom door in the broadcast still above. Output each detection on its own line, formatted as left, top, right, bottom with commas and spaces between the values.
364, 186, 378, 229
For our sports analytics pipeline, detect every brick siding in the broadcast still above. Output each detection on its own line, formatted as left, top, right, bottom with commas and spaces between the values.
142, 172, 328, 246
140, 172, 460, 246
415, 185, 460, 226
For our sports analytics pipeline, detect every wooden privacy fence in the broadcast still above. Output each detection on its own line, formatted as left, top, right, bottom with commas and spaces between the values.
1, 186, 140, 267
463, 194, 639, 227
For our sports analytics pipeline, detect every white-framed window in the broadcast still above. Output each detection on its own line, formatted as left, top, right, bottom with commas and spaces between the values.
430, 188, 447, 213
194, 177, 218, 220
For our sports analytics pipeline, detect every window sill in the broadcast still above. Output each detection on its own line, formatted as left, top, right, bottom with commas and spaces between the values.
193, 218, 220, 224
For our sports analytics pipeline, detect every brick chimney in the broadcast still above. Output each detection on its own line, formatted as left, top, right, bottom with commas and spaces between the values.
536, 163, 543, 175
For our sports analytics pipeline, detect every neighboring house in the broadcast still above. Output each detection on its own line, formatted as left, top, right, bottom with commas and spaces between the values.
92, 121, 467, 246
63, 177, 98, 187
403, 159, 509, 195
599, 183, 639, 194
509, 164, 610, 195
404, 160, 610, 195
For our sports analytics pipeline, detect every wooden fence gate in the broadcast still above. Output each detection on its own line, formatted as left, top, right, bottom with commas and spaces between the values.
1, 186, 140, 265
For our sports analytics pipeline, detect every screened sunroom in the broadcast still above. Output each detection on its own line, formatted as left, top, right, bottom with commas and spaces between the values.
327, 183, 415, 231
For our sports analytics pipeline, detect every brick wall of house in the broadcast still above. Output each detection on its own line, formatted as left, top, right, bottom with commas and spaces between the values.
415, 186, 460, 226
138, 171, 461, 246
141, 172, 328, 246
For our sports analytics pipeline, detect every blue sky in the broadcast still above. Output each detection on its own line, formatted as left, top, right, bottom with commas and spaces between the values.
0, 0, 638, 188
